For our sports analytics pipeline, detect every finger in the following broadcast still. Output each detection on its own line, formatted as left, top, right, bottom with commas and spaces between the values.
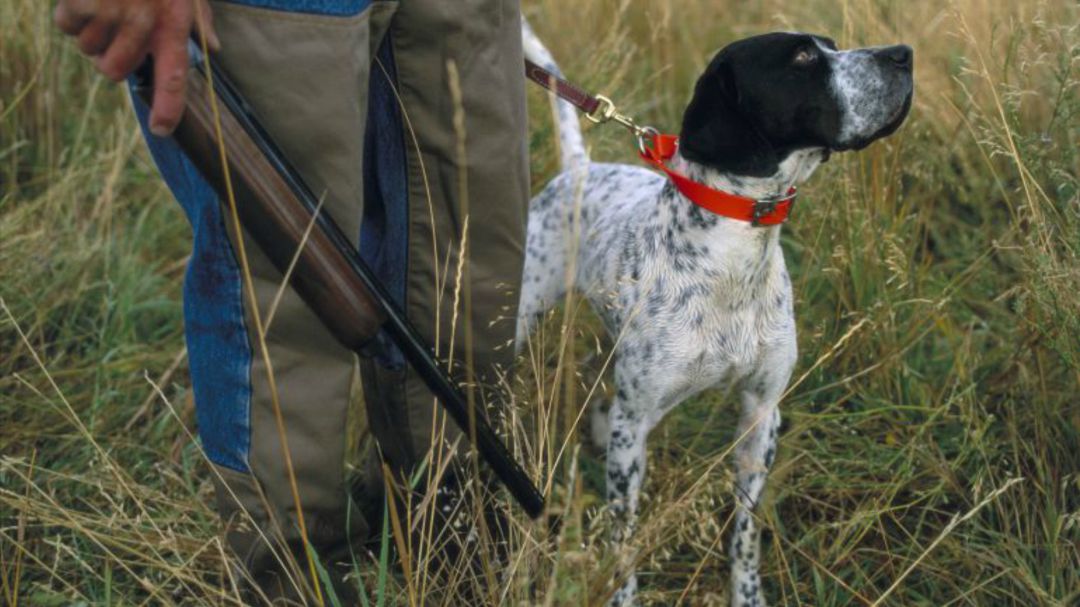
192, 0, 220, 52
145, 28, 192, 134
76, 19, 115, 56
53, 0, 95, 36
93, 5, 155, 81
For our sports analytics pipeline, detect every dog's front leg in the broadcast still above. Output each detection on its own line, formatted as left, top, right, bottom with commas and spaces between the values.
605, 391, 649, 606
729, 373, 787, 607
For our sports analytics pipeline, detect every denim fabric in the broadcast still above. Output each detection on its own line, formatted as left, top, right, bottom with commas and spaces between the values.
130, 87, 254, 473
219, 0, 372, 16
362, 34, 409, 369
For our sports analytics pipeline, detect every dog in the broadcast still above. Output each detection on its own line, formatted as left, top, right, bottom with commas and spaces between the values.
517, 20, 913, 606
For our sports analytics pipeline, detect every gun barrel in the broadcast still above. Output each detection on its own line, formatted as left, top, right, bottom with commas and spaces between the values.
134, 43, 544, 518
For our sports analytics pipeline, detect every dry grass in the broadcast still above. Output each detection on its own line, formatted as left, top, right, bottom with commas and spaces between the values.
2, 0, 1079, 605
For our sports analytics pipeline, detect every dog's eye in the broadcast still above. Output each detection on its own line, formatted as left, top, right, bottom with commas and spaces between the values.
792, 48, 818, 66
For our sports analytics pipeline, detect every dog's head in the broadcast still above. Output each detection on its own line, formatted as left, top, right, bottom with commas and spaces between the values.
679, 32, 913, 177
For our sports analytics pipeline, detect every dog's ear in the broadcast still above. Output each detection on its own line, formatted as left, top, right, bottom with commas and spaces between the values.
679, 53, 780, 177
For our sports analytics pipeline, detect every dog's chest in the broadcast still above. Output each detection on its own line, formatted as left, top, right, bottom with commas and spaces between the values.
642, 255, 792, 389
580, 179, 795, 399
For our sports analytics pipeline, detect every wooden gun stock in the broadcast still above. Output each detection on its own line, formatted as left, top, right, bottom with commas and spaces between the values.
134, 43, 544, 518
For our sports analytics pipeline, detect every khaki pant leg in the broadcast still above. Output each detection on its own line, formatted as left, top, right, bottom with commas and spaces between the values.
366, 0, 529, 470
203, 1, 398, 598
356, 4, 529, 601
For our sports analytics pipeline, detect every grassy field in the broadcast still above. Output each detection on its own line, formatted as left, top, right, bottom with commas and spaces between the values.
2, 0, 1079, 605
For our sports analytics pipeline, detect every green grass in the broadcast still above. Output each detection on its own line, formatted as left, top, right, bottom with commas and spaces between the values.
3, 0, 1079, 605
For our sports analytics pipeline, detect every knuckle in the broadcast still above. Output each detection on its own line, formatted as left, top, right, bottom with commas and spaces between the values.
76, 36, 97, 54
68, 0, 97, 20
98, 55, 132, 81
159, 68, 185, 94
53, 5, 70, 28
57, 20, 81, 36
53, 3, 82, 33
125, 6, 155, 33
101, 64, 125, 82
76, 27, 108, 54
97, 3, 120, 23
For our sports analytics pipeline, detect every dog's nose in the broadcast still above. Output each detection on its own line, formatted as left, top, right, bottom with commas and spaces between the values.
877, 44, 913, 70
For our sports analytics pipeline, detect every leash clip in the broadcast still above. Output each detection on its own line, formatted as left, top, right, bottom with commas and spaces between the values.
587, 94, 652, 139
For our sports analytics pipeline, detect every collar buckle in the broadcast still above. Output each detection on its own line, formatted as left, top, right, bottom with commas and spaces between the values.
751, 191, 797, 226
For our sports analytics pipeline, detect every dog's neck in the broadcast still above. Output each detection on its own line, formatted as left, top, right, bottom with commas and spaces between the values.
656, 147, 827, 284
670, 147, 828, 202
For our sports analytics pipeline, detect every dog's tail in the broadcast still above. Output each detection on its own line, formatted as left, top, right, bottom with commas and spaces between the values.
521, 18, 589, 172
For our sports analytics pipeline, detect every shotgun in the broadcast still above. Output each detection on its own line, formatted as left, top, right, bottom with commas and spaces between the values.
133, 41, 544, 518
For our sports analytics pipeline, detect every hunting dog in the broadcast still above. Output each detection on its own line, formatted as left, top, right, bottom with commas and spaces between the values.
517, 21, 912, 607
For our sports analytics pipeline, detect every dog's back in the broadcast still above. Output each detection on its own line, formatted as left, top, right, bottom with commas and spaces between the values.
519, 21, 679, 345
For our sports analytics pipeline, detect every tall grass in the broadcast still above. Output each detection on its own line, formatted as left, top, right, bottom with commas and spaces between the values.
2, 0, 1078, 605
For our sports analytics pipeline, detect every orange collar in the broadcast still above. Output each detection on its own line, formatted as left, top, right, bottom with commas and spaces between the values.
639, 133, 796, 226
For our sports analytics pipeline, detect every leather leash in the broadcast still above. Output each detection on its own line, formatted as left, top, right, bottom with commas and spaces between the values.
523, 58, 797, 226
524, 59, 602, 116
525, 58, 649, 137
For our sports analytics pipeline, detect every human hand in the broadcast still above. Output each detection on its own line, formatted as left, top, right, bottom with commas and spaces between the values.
54, 0, 220, 136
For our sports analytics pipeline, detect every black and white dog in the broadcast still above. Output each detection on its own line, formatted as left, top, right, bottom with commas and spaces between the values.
518, 21, 912, 607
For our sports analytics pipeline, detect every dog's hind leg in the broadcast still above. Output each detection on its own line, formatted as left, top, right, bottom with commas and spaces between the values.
729, 373, 787, 607
514, 181, 575, 351
514, 166, 595, 353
